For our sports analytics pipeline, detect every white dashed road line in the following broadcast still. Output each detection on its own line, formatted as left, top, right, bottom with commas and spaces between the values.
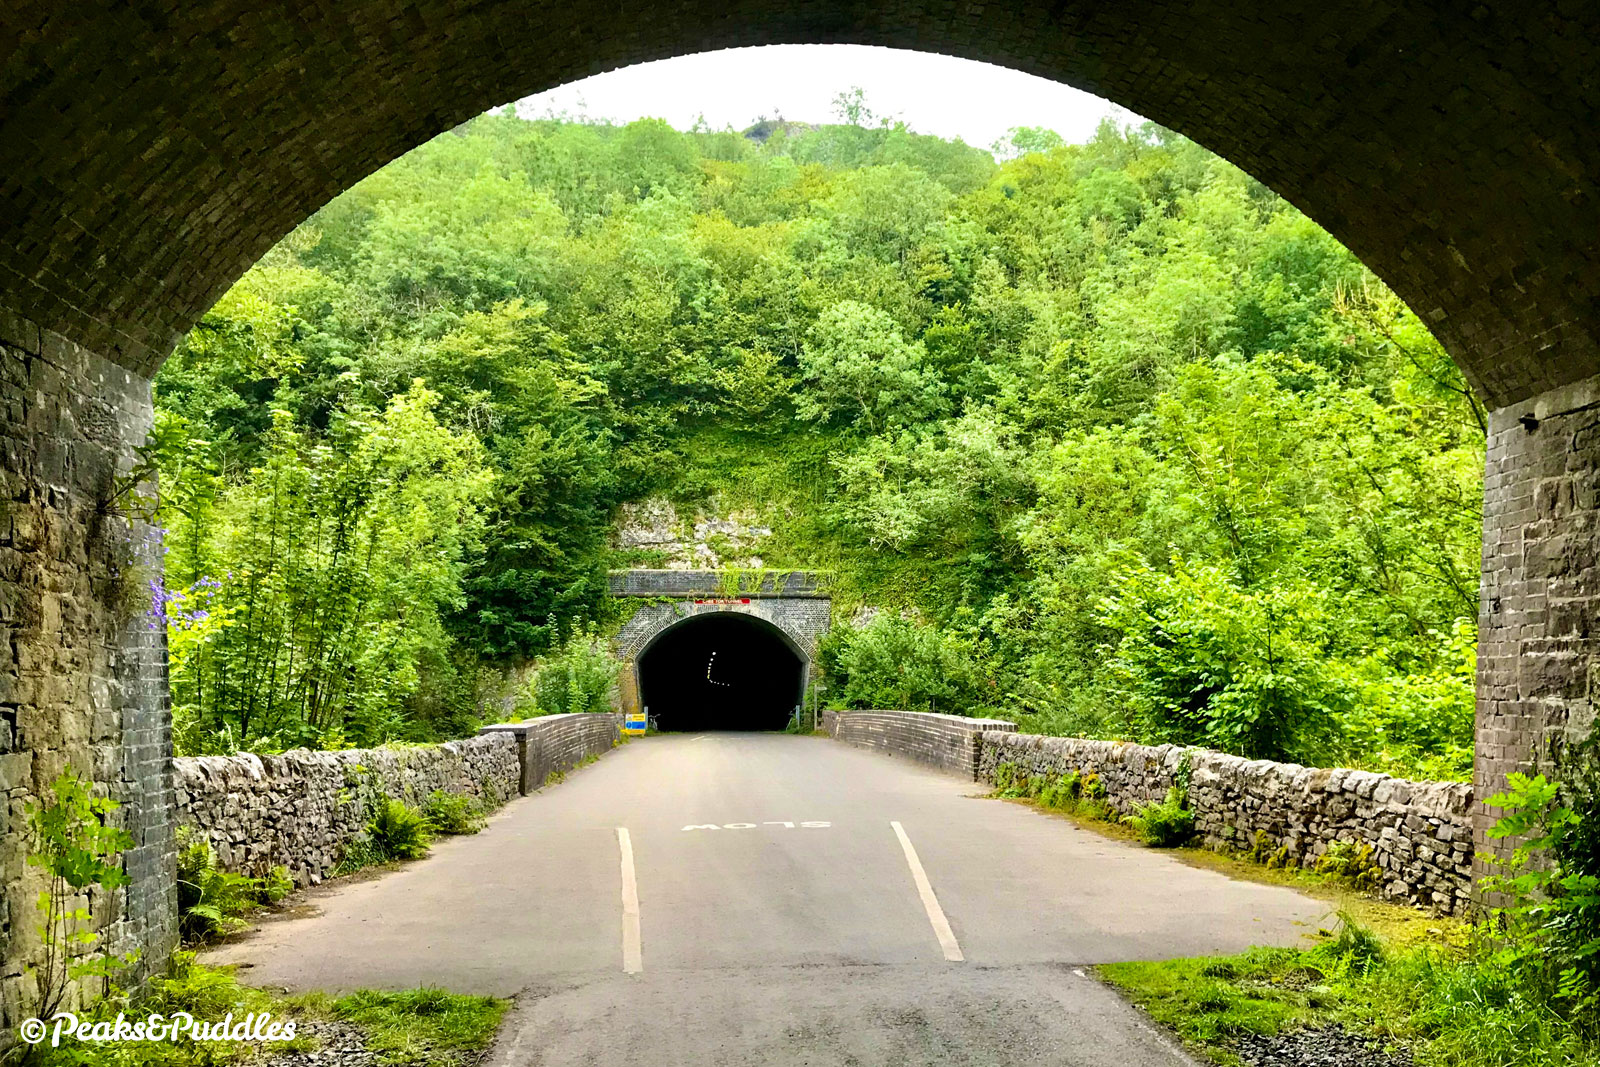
617, 827, 642, 974
890, 820, 964, 962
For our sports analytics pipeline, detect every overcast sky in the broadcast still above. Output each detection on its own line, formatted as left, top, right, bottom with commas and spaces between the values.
516, 45, 1137, 153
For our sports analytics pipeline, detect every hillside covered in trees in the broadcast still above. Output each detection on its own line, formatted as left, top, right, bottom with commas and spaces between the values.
150, 100, 1484, 779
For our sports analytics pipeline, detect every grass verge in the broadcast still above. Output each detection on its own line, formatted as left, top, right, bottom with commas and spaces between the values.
1098, 920, 1600, 1067
21, 953, 506, 1067
293, 987, 507, 1065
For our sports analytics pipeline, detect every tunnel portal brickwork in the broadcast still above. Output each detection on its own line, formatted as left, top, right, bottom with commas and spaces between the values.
610, 571, 831, 722
610, 571, 831, 668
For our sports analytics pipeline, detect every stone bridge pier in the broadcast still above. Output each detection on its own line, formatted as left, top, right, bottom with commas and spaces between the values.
1477, 381, 1600, 858
1, 0, 1598, 1026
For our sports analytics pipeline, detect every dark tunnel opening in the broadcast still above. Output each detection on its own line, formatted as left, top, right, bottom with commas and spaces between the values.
638, 613, 806, 732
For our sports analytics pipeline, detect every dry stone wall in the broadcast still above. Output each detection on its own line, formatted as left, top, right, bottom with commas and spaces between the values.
174, 734, 520, 886
979, 733, 1475, 914
174, 713, 623, 886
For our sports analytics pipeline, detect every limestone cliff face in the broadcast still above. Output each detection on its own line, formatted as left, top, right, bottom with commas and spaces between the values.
612, 496, 773, 570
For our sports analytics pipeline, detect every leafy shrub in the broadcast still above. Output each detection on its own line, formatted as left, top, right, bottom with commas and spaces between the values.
1127, 787, 1196, 847
368, 798, 433, 860
517, 624, 618, 718
175, 832, 292, 942
423, 790, 486, 835
1038, 773, 1083, 810
1096, 560, 1346, 761
822, 613, 984, 715
24, 769, 136, 1027
1484, 761, 1600, 1016
1316, 841, 1383, 892
992, 761, 1018, 794
1082, 771, 1107, 800
260, 864, 294, 903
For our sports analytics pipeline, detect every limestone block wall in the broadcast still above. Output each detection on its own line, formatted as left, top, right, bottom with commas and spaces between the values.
822, 710, 1017, 779
979, 733, 1475, 914
0, 312, 176, 1032
174, 734, 521, 886
174, 714, 622, 886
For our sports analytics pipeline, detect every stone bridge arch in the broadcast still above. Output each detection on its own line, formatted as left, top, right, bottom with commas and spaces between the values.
0, 0, 1597, 1008
609, 570, 831, 728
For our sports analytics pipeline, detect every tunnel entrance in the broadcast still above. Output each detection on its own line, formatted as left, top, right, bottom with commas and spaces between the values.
637, 613, 806, 732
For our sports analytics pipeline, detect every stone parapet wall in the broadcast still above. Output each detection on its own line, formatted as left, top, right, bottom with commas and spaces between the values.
822, 710, 1017, 779
479, 712, 623, 794
608, 568, 829, 598
175, 734, 521, 886
979, 733, 1475, 914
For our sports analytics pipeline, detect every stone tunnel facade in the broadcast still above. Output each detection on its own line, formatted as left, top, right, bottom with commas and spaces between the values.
0, 0, 1598, 1023
609, 571, 832, 723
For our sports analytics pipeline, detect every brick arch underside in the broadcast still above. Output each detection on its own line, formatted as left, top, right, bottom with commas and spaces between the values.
2, 2, 1598, 406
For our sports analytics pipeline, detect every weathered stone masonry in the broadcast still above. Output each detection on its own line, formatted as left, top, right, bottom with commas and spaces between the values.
0, 311, 175, 1032
979, 734, 1476, 914
1477, 376, 1600, 876
174, 713, 622, 887
175, 735, 520, 887
611, 570, 830, 718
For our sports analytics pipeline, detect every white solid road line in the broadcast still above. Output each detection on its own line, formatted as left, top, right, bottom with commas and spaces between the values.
890, 820, 964, 962
617, 827, 643, 974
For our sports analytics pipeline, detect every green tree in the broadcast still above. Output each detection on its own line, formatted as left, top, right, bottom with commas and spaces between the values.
795, 301, 947, 432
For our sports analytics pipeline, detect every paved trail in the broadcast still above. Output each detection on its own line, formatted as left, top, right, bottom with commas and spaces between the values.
210, 734, 1330, 1066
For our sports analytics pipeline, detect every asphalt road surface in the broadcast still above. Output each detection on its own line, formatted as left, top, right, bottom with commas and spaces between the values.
210, 733, 1330, 1066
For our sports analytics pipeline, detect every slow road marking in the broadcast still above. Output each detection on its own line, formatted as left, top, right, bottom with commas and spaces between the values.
617, 827, 642, 974
891, 820, 964, 963
681, 821, 831, 830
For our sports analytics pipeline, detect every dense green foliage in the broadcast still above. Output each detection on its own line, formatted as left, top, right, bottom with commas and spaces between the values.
422, 790, 488, 836
1483, 757, 1600, 1009
515, 626, 619, 718
155, 97, 1482, 776
367, 799, 434, 861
